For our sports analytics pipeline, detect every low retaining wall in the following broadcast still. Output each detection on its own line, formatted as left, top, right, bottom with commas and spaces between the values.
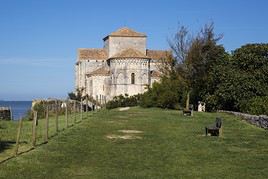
219, 110, 268, 129
0, 107, 11, 120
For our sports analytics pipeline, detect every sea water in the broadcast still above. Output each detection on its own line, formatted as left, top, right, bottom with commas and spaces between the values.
0, 101, 32, 120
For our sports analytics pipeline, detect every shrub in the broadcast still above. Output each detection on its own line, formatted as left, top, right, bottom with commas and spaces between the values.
239, 96, 268, 115
106, 94, 141, 109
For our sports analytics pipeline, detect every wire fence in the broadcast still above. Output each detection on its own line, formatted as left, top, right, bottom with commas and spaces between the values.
0, 99, 95, 164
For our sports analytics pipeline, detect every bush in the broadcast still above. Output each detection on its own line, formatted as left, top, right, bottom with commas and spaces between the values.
27, 101, 66, 120
106, 94, 141, 109
240, 96, 268, 115
140, 75, 186, 109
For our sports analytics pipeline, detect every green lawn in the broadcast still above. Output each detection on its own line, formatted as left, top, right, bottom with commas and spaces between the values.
0, 107, 268, 178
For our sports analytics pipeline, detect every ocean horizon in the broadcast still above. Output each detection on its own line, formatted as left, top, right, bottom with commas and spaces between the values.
0, 101, 32, 120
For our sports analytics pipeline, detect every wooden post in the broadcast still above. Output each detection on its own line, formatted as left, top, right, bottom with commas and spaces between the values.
74, 101, 76, 123
32, 111, 37, 147
104, 96, 107, 108
44, 105, 49, 143
100, 94, 102, 109
86, 96, 88, 118
80, 99, 83, 121
14, 118, 23, 156
9, 106, 13, 120
65, 101, 68, 128
55, 100, 59, 133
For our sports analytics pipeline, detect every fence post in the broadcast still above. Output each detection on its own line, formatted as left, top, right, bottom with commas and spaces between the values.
86, 96, 88, 118
44, 105, 49, 143
32, 111, 37, 148
80, 99, 83, 121
74, 101, 76, 123
9, 106, 13, 120
55, 100, 59, 133
14, 118, 23, 156
65, 101, 68, 128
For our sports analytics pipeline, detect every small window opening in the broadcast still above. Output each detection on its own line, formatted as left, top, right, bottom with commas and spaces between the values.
131, 73, 135, 84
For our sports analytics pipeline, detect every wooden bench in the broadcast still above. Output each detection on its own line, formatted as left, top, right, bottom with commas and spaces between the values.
205, 117, 222, 136
183, 110, 192, 116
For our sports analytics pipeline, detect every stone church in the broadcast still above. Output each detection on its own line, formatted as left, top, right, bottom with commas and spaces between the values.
75, 27, 170, 103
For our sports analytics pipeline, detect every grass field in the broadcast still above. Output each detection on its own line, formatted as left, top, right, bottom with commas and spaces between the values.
0, 107, 268, 178
0, 111, 85, 162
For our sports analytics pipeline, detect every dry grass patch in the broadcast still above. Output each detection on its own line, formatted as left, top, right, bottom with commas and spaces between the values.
118, 107, 130, 111
106, 129, 143, 140
106, 134, 142, 140
118, 130, 143, 134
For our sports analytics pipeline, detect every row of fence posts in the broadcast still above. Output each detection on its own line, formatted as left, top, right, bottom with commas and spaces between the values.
13, 99, 90, 157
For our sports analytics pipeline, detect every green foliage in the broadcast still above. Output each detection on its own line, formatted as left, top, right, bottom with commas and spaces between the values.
240, 96, 268, 115
31, 102, 46, 119
68, 89, 82, 101
158, 24, 268, 115
205, 44, 268, 112
28, 101, 66, 120
141, 73, 186, 109
106, 94, 141, 109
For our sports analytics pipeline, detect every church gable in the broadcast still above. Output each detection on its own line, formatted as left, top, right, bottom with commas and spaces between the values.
103, 27, 146, 40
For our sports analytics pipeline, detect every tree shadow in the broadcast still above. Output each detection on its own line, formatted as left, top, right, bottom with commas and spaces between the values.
0, 140, 16, 153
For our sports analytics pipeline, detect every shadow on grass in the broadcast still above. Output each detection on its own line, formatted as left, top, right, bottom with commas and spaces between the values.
0, 140, 15, 153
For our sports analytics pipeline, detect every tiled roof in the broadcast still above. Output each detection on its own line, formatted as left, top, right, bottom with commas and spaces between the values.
110, 48, 149, 59
87, 67, 110, 76
78, 48, 107, 60
103, 27, 146, 40
151, 70, 161, 78
146, 50, 171, 60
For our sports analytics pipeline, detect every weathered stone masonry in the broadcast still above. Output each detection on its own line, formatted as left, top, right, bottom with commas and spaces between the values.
75, 27, 170, 103
219, 110, 268, 129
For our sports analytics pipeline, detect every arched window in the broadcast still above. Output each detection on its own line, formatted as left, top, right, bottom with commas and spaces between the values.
131, 73, 135, 84
117, 73, 124, 84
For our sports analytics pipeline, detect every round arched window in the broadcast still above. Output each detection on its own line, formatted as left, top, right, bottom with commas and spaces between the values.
131, 73, 135, 84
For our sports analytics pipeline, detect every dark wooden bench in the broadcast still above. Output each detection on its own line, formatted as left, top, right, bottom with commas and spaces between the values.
183, 110, 192, 116
205, 117, 222, 136
183, 104, 193, 116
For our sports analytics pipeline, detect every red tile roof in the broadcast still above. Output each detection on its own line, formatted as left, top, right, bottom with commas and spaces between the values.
87, 67, 110, 76
103, 27, 146, 40
78, 48, 107, 60
110, 48, 149, 59
146, 50, 171, 60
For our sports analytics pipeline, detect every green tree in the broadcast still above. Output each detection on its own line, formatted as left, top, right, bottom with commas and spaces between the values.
169, 23, 226, 110
68, 88, 83, 101
210, 44, 268, 112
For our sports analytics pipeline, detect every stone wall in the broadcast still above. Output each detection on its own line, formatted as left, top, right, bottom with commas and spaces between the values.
108, 36, 146, 57
76, 60, 105, 94
110, 58, 149, 97
0, 107, 11, 120
219, 110, 268, 129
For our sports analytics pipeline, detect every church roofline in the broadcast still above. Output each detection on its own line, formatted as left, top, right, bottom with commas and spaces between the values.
146, 49, 172, 60
78, 48, 108, 60
87, 67, 110, 77
103, 27, 147, 41
108, 48, 150, 60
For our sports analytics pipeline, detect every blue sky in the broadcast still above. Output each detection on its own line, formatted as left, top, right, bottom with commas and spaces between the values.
0, 0, 267, 100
